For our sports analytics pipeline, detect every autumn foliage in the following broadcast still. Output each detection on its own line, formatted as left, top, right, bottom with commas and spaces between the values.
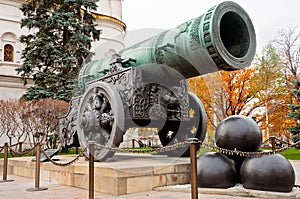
189, 67, 255, 128
188, 45, 296, 142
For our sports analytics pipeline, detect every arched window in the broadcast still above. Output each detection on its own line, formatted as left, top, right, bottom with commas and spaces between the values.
4, 44, 14, 62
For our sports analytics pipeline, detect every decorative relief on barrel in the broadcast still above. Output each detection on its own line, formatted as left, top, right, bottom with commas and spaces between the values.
154, 32, 168, 64
189, 16, 202, 50
58, 96, 81, 146
131, 83, 182, 120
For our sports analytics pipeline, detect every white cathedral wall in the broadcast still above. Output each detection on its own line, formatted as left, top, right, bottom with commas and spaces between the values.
0, 0, 28, 100
0, 19, 25, 64
96, 0, 123, 20
0, 0, 23, 20
93, 19, 125, 59
93, 0, 125, 59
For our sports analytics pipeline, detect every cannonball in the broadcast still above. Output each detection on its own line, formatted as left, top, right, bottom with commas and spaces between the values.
226, 154, 246, 183
215, 115, 262, 152
240, 154, 295, 192
196, 152, 236, 188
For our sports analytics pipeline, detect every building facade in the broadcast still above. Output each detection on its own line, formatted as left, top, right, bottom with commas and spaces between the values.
0, 0, 30, 99
0, 0, 126, 100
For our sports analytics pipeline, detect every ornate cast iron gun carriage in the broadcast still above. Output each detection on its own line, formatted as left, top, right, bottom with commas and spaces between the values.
59, 1, 256, 161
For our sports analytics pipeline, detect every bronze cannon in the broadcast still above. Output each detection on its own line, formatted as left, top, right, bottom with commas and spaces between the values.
59, 1, 256, 161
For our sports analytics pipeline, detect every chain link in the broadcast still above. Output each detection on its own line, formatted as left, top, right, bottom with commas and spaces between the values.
0, 146, 4, 153
200, 140, 300, 157
1, 139, 300, 164
9, 142, 21, 147
8, 144, 37, 156
261, 137, 292, 146
94, 141, 190, 154
274, 137, 291, 145
40, 146, 87, 167
92, 140, 300, 158
261, 138, 271, 146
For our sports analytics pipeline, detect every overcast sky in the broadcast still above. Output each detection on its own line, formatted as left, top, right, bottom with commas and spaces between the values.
122, 0, 300, 54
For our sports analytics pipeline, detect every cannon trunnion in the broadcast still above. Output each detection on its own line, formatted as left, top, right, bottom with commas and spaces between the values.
59, 1, 256, 161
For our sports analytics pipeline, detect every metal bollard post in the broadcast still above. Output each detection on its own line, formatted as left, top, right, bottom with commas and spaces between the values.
270, 136, 276, 151
27, 143, 47, 191
189, 138, 199, 199
0, 143, 13, 183
89, 141, 95, 199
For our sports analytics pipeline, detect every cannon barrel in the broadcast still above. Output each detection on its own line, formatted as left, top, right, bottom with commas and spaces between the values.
78, 1, 256, 91
61, 1, 257, 161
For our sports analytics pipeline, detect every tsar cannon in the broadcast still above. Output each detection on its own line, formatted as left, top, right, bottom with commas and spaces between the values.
58, 1, 256, 161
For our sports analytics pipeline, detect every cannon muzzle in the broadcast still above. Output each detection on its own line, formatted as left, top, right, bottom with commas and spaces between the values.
78, 1, 256, 91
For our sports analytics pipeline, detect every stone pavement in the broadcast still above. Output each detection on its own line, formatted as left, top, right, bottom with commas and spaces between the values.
0, 175, 262, 199
0, 160, 299, 199
291, 160, 300, 186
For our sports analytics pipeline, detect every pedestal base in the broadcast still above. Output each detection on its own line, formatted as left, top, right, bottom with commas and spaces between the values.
0, 153, 190, 195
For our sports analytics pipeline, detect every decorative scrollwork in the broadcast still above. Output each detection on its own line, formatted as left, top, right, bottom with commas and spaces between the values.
189, 16, 202, 50
132, 83, 182, 120
77, 82, 124, 161
58, 96, 81, 147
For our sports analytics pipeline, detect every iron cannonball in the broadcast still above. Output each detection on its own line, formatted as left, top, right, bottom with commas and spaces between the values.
196, 152, 236, 188
226, 154, 246, 183
240, 154, 295, 192
215, 115, 262, 152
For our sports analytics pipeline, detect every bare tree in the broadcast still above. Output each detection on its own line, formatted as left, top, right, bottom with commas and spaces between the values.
0, 99, 68, 148
0, 100, 23, 156
274, 26, 300, 81
0, 100, 5, 138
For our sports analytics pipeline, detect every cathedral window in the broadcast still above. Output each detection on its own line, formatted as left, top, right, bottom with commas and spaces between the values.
4, 44, 14, 62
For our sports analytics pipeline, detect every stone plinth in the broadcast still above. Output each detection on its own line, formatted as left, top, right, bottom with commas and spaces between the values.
0, 153, 190, 195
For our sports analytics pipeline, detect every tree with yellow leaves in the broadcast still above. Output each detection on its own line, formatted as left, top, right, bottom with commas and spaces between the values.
189, 44, 294, 142
188, 67, 256, 144
189, 67, 255, 128
252, 45, 294, 140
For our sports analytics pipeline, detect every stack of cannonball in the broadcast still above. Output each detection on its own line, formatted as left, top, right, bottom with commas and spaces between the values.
196, 115, 295, 192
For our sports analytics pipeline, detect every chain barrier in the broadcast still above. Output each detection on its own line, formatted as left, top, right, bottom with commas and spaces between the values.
94, 141, 190, 154
1, 141, 87, 167
274, 137, 291, 145
0, 146, 4, 153
1, 138, 300, 161
261, 138, 271, 146
9, 142, 21, 147
261, 137, 292, 146
8, 144, 37, 156
201, 140, 300, 157
90, 139, 300, 158
40, 146, 87, 167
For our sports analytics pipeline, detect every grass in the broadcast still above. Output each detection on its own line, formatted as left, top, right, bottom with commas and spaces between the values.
280, 148, 300, 160
259, 147, 300, 160
198, 147, 212, 155
57, 148, 82, 156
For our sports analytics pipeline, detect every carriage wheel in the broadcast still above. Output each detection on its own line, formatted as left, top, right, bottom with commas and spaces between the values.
77, 82, 125, 161
158, 92, 207, 157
